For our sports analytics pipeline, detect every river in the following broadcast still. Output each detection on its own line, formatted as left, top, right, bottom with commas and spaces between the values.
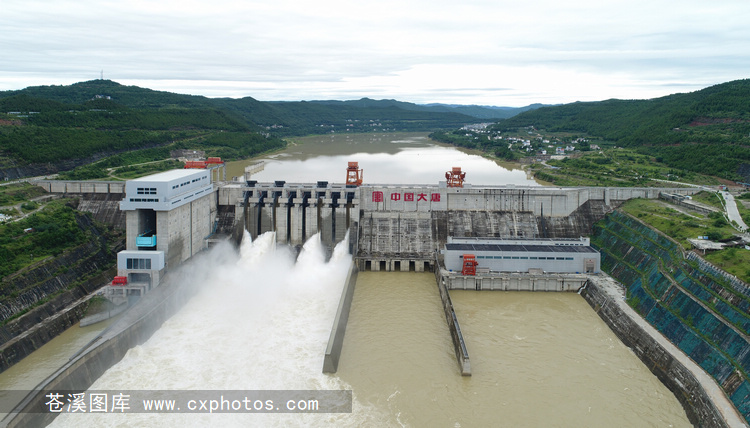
2, 132, 690, 427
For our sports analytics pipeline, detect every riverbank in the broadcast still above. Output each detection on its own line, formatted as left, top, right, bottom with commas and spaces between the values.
582, 275, 747, 427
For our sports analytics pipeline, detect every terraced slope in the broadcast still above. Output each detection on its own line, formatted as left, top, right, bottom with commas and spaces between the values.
592, 211, 750, 423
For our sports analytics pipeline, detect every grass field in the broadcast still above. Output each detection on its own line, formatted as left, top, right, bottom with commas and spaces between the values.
620, 198, 750, 283
529, 147, 722, 187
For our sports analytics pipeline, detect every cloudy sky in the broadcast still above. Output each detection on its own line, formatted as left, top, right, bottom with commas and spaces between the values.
2, 0, 748, 106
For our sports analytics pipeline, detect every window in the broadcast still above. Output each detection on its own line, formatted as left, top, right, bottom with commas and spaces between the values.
136, 187, 157, 195
126, 258, 152, 270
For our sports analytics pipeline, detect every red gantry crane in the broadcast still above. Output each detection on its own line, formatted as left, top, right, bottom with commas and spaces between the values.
184, 157, 224, 169
461, 254, 478, 276
346, 161, 363, 186
446, 167, 466, 188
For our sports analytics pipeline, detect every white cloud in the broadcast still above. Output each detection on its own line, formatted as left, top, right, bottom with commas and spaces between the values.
1, 0, 748, 105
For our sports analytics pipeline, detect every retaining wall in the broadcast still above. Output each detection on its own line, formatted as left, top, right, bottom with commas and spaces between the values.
0, 296, 92, 374
435, 264, 471, 376
445, 272, 587, 291
592, 210, 750, 424
322, 262, 358, 373
0, 269, 199, 428
581, 279, 732, 427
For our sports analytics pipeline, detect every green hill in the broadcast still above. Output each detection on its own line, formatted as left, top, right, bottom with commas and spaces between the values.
492, 79, 750, 180
0, 80, 485, 178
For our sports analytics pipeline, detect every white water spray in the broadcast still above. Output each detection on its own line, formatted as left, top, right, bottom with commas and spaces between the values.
50, 231, 378, 427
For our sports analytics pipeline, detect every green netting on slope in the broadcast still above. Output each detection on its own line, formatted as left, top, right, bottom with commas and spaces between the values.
665, 290, 750, 374
594, 212, 750, 337
644, 303, 737, 383
673, 267, 750, 335
731, 382, 750, 422
681, 263, 750, 313
594, 211, 750, 424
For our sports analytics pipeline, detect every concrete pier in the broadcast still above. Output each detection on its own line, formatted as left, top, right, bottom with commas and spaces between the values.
435, 262, 471, 376
322, 262, 358, 373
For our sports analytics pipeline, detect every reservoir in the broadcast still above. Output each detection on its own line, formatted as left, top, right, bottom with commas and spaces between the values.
4, 132, 690, 426
225, 132, 538, 185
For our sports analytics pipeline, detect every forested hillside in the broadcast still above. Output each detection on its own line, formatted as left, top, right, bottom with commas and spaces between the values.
0, 80, 485, 177
492, 79, 750, 180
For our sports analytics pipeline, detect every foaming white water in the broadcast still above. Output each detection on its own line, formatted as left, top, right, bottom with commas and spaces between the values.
50, 231, 379, 427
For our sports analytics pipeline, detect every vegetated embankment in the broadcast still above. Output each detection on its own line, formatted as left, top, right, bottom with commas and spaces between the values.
591, 210, 750, 425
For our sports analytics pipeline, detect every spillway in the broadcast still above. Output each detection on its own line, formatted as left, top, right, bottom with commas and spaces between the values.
48, 231, 381, 427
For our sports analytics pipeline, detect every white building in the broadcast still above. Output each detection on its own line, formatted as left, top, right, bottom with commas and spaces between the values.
115, 169, 216, 294
443, 236, 600, 274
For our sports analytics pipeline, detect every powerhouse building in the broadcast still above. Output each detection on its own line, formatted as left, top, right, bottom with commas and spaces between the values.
116, 169, 216, 291
444, 237, 600, 274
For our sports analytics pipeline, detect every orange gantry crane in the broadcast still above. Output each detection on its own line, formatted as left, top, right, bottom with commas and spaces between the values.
446, 167, 466, 187
184, 157, 224, 169
184, 161, 207, 169
346, 161, 363, 186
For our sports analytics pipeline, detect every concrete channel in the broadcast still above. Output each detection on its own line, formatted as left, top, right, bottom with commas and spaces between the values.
0, 269, 199, 428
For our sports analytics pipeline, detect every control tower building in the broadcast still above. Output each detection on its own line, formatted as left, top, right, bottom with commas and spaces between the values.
116, 169, 217, 293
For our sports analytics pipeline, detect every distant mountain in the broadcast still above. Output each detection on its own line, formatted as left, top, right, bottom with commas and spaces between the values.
0, 81, 479, 135
421, 102, 548, 119
305, 98, 546, 120
491, 79, 750, 180
0, 80, 484, 177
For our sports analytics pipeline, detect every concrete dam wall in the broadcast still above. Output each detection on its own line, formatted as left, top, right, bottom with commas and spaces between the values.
221, 183, 700, 270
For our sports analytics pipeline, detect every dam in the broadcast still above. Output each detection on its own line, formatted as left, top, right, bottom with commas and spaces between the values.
224, 180, 699, 271
4, 133, 743, 426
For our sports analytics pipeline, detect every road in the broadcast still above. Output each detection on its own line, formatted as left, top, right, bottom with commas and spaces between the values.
720, 190, 748, 232
651, 178, 748, 234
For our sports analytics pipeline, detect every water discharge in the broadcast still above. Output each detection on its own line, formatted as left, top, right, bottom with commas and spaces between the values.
49, 231, 378, 427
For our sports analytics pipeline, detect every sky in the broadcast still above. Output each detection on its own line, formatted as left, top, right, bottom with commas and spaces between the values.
2, 0, 749, 106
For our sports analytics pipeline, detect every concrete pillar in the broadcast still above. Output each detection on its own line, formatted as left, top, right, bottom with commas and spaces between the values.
306, 200, 319, 241
334, 208, 348, 243
260, 205, 274, 237
290, 199, 305, 246
319, 199, 333, 248
276, 200, 290, 244
245, 194, 260, 239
